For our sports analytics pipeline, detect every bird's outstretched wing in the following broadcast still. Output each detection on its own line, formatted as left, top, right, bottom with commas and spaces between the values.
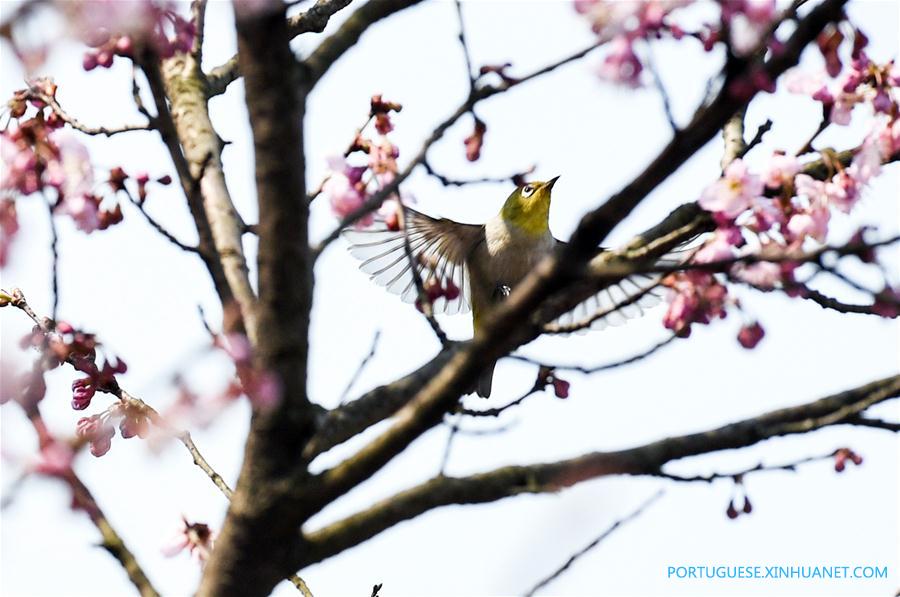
341, 207, 484, 314
550, 241, 698, 334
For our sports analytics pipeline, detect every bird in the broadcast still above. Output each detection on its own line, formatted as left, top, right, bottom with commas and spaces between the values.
342, 177, 665, 398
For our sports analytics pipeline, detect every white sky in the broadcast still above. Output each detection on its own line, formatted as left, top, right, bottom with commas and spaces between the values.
1, 1, 898, 596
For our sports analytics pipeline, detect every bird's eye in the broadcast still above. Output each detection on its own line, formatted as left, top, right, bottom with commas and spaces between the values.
522, 185, 534, 198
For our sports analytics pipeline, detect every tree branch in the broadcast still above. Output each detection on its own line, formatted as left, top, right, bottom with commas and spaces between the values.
24, 85, 152, 136
524, 490, 665, 596
198, 1, 316, 593
300, 374, 900, 565
302, 0, 849, 522
137, 59, 236, 313
149, 50, 258, 338
303, 0, 424, 88
313, 36, 611, 253
206, 0, 355, 96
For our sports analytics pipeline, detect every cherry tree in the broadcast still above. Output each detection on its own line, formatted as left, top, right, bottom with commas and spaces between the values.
1, 0, 897, 595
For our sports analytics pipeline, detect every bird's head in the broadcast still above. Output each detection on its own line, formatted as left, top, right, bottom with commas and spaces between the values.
500, 176, 559, 236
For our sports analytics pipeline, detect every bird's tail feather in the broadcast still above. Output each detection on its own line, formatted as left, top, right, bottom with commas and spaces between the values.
475, 360, 496, 398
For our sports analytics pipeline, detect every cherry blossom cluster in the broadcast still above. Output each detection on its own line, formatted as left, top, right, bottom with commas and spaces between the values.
788, 54, 899, 127
660, 20, 900, 345
323, 95, 405, 229
76, 400, 149, 457
574, 0, 781, 87
2, 81, 126, 242
64, 0, 196, 70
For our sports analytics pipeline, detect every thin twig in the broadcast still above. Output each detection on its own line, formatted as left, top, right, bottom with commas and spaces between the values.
401, 207, 449, 345
24, 408, 160, 597
644, 43, 678, 133
422, 159, 533, 187
845, 416, 900, 432
455, 0, 476, 88
524, 490, 665, 596
25, 87, 151, 136
735, 118, 773, 159
459, 384, 542, 418
509, 334, 679, 375
45, 198, 59, 323
174, 430, 234, 498
338, 330, 381, 405
439, 411, 461, 474
289, 574, 315, 597
796, 115, 829, 156
655, 450, 843, 483
313, 37, 609, 254
120, 187, 201, 254
447, 419, 518, 436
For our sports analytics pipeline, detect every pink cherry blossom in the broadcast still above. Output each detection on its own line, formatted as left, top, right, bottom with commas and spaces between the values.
662, 271, 729, 336
731, 261, 782, 289
695, 227, 743, 264
784, 69, 825, 95
324, 156, 370, 227
699, 159, 763, 218
762, 152, 800, 189
598, 36, 643, 88
847, 137, 882, 187
786, 204, 830, 244
874, 117, 900, 159
63, 194, 103, 233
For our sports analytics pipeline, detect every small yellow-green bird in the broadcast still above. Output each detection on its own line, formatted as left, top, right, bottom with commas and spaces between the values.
343, 177, 661, 397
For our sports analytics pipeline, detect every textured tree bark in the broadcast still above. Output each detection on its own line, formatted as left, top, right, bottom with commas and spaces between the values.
158, 51, 259, 339
197, 3, 316, 595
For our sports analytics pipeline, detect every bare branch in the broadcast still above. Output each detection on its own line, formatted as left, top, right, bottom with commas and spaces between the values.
303, 0, 424, 88
422, 159, 533, 187
655, 449, 853, 483
24, 86, 152, 136
524, 490, 665, 596
303, 0, 852, 520
721, 107, 746, 170
121, 187, 202, 254
458, 384, 543, 418
198, 2, 317, 593
206, 0, 355, 96
300, 373, 899, 566
338, 330, 381, 405
313, 37, 611, 252
509, 334, 679, 375
454, 0, 475, 88
845, 416, 900, 432
137, 60, 237, 312
149, 50, 258, 338
736, 118, 773, 160
45, 198, 59, 322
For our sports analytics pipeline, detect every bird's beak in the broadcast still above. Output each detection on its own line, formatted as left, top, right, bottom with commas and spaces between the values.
544, 176, 560, 190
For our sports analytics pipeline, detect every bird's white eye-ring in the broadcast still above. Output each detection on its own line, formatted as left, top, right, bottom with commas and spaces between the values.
521, 184, 535, 198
